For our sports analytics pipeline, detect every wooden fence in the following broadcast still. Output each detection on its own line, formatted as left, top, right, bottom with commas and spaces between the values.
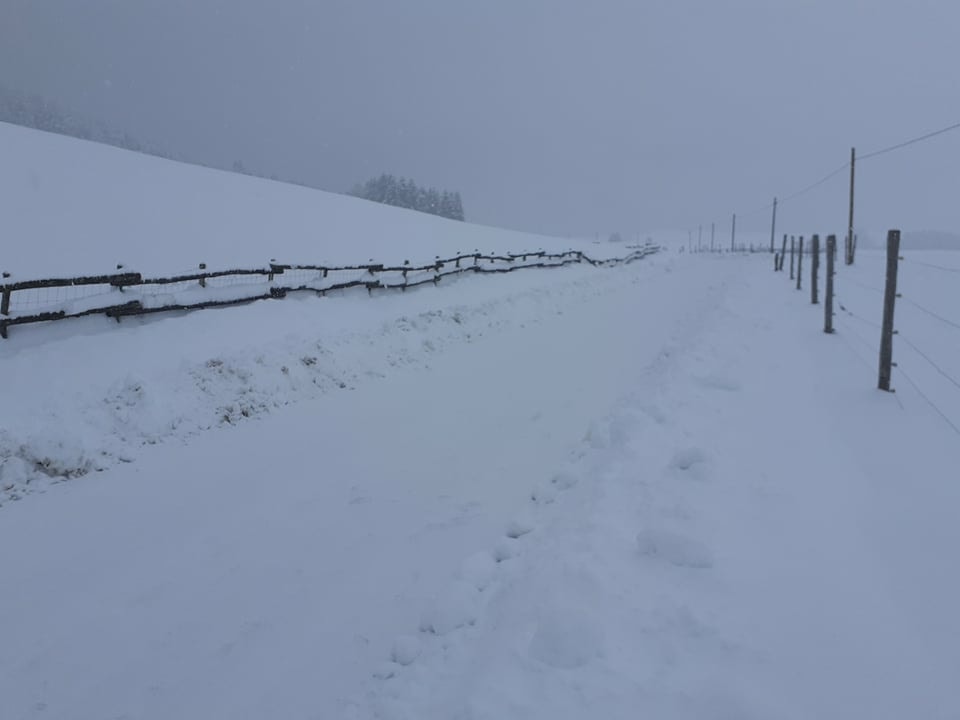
0, 244, 660, 339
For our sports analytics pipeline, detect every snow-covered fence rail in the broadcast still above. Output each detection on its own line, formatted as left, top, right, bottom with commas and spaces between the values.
0, 244, 660, 339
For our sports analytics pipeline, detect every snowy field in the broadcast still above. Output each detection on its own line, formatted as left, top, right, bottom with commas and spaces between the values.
2, 127, 959, 719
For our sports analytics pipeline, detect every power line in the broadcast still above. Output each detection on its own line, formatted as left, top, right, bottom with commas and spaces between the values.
778, 162, 851, 206
722, 118, 960, 244
859, 120, 960, 161
746, 118, 960, 220
899, 334, 960, 393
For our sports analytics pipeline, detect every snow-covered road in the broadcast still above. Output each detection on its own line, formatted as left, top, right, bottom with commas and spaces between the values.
2, 253, 958, 720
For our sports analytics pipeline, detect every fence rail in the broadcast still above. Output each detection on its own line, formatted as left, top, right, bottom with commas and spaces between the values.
0, 245, 660, 339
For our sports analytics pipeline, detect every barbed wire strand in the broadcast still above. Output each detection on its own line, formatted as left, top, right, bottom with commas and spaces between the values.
898, 335, 960, 392
834, 316, 905, 412
835, 315, 877, 355
895, 365, 960, 438
835, 320, 879, 371
843, 277, 885, 294
903, 257, 960, 274
899, 296, 960, 333
838, 303, 882, 330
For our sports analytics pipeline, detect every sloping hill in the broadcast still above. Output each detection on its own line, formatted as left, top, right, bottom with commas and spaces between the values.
0, 121, 586, 280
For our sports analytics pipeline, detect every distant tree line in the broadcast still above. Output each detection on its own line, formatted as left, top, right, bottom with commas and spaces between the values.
0, 85, 315, 186
0, 83, 171, 158
0, 85, 467, 223
350, 174, 465, 221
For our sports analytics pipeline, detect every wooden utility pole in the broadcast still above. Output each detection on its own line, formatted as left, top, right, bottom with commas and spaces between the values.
877, 229, 901, 391
731, 213, 736, 252
811, 234, 820, 304
796, 237, 804, 290
824, 235, 836, 333
847, 147, 856, 265
769, 197, 777, 253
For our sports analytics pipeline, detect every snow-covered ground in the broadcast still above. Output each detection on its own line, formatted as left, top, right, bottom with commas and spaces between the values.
2, 126, 959, 719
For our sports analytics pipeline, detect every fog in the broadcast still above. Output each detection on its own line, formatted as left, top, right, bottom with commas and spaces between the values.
3, 0, 959, 237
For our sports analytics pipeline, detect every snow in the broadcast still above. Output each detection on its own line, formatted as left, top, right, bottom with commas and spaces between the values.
2, 127, 960, 720
0, 121, 600, 281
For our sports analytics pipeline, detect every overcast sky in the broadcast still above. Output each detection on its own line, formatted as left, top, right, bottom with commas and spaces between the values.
3, 0, 959, 239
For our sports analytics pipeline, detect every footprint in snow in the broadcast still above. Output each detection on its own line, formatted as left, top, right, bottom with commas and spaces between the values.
390, 635, 422, 666
696, 373, 742, 392
636, 527, 714, 569
551, 471, 579, 490
530, 482, 557, 505
458, 551, 497, 591
418, 580, 482, 635
670, 447, 709, 474
505, 515, 536, 539
529, 603, 605, 669
492, 538, 520, 562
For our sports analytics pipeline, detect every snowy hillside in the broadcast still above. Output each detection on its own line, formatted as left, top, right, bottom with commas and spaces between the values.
2, 127, 959, 720
0, 121, 597, 280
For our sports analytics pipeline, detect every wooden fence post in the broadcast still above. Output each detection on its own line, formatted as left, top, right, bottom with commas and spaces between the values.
846, 147, 856, 265
789, 237, 795, 279
199, 263, 207, 288
769, 197, 777, 253
811, 234, 820, 304
877, 229, 901, 391
779, 234, 787, 271
773, 252, 779, 271
0, 288, 9, 316
796, 237, 804, 290
824, 235, 836, 333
